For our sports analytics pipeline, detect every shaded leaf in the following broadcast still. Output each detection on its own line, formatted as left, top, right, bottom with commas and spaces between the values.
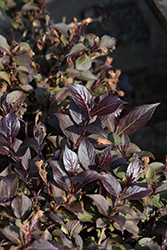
63, 145, 79, 175
99, 147, 112, 168
72, 170, 100, 186
33, 121, 46, 145
6, 90, 25, 109
78, 137, 97, 170
11, 194, 32, 219
49, 211, 64, 225
87, 194, 109, 217
96, 217, 108, 228
98, 238, 112, 250
69, 99, 88, 125
0, 225, 21, 245
0, 35, 11, 55
83, 118, 107, 138
155, 180, 167, 194
55, 113, 79, 144
48, 160, 71, 192
0, 71, 10, 84
74, 233, 83, 250
13, 52, 31, 68
111, 215, 126, 234
15, 138, 41, 156
27, 239, 59, 250
116, 103, 160, 136
126, 154, 142, 183
76, 54, 92, 71
101, 173, 122, 198
0, 174, 18, 202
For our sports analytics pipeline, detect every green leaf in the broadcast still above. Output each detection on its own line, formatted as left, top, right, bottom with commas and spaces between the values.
16, 66, 29, 73
0, 71, 10, 84
0, 35, 11, 55
77, 209, 93, 222
100, 35, 116, 48
68, 43, 87, 56
76, 53, 92, 71
21, 3, 39, 12
77, 70, 97, 81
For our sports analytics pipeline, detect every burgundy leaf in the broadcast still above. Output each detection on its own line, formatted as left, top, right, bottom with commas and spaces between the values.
63, 145, 79, 175
48, 160, 71, 192
100, 112, 116, 132
74, 233, 83, 250
27, 239, 59, 249
98, 238, 112, 250
51, 88, 69, 105
1, 111, 20, 140
87, 194, 109, 217
15, 138, 40, 157
61, 234, 74, 249
11, 195, 32, 219
83, 118, 107, 138
56, 113, 79, 144
69, 99, 88, 125
66, 220, 82, 235
92, 95, 124, 116
126, 154, 143, 183
99, 147, 112, 168
0, 133, 9, 155
67, 83, 92, 115
122, 183, 152, 200
101, 173, 122, 198
72, 170, 100, 186
116, 103, 160, 136
111, 215, 126, 234
78, 137, 97, 170
33, 121, 46, 145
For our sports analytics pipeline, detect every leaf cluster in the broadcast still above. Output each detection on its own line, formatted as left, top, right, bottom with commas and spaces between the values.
0, 1, 166, 250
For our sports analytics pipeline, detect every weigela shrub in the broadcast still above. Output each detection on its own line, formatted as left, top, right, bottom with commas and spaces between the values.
0, 1, 166, 249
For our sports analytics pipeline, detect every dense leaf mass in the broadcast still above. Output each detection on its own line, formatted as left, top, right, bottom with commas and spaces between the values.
0, 1, 165, 249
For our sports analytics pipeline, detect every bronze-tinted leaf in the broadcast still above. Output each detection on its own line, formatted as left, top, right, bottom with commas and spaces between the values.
122, 183, 152, 200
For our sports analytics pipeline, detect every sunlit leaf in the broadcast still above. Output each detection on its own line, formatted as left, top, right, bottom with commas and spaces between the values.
100, 35, 116, 48
68, 83, 92, 115
92, 95, 124, 116
122, 183, 152, 200
116, 103, 160, 136
1, 111, 20, 140
126, 154, 143, 183
63, 145, 79, 175
101, 173, 122, 198
78, 137, 97, 170
76, 53, 92, 71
